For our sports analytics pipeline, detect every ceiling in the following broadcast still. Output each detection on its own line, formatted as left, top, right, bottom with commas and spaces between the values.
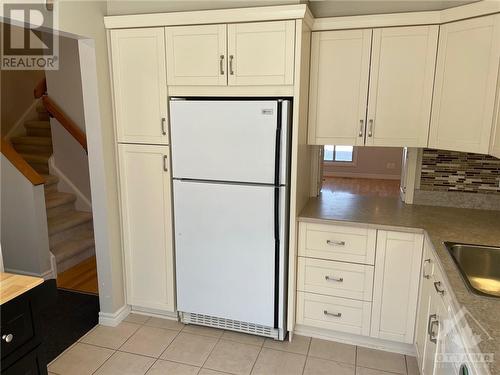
105, 0, 479, 17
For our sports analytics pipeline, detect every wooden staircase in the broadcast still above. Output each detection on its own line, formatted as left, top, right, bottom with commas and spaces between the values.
10, 103, 95, 274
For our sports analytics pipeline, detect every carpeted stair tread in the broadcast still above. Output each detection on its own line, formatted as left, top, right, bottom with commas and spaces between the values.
45, 192, 76, 209
51, 229, 95, 263
42, 174, 59, 185
48, 210, 93, 236
20, 153, 50, 164
24, 120, 51, 129
11, 136, 52, 146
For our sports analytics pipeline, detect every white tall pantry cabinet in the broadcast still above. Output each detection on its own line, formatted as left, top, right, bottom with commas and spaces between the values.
110, 28, 176, 314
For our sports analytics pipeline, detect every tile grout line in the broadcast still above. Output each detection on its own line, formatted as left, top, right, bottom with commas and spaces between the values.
89, 348, 117, 375
199, 328, 223, 372
247, 339, 265, 375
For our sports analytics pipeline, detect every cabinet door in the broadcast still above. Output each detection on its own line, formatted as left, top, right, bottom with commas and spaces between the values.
165, 24, 227, 86
366, 26, 438, 147
118, 144, 175, 312
110, 28, 168, 144
227, 20, 295, 86
422, 290, 439, 375
371, 231, 424, 343
308, 29, 371, 145
429, 14, 500, 154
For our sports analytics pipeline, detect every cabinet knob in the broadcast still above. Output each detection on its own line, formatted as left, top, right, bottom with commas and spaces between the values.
2, 334, 13, 343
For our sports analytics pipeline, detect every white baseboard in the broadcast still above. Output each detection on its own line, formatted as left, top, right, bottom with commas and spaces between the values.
49, 156, 92, 212
49, 252, 57, 278
99, 304, 131, 327
294, 324, 416, 356
5, 100, 40, 140
323, 172, 401, 180
4, 266, 54, 280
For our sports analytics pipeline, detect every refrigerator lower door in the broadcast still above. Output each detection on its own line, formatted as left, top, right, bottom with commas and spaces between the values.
170, 100, 279, 184
174, 180, 278, 328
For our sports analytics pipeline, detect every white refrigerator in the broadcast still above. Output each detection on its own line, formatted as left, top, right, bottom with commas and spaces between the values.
170, 99, 291, 340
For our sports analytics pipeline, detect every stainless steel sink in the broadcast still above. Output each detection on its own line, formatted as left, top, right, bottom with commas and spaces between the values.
444, 242, 500, 298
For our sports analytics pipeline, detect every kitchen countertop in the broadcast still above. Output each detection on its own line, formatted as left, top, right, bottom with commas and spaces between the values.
299, 194, 500, 375
0, 272, 44, 305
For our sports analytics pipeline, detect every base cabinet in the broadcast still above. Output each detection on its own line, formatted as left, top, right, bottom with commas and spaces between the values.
117, 143, 175, 313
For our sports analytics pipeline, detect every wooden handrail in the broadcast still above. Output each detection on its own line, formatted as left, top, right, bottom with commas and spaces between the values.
34, 78, 88, 154
41, 96, 88, 154
0, 139, 45, 186
34, 78, 47, 99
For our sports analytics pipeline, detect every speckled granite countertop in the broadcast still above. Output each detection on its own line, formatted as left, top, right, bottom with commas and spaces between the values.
299, 194, 500, 375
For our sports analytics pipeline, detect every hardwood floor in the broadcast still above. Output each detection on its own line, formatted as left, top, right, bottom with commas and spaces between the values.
322, 177, 401, 198
57, 256, 98, 295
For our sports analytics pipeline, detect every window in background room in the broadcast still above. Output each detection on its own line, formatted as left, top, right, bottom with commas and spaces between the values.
323, 145, 354, 162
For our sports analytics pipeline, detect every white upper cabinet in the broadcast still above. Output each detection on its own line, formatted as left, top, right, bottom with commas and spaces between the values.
118, 143, 175, 313
366, 26, 438, 147
371, 230, 423, 344
308, 29, 372, 146
308, 25, 438, 147
429, 14, 500, 154
227, 20, 295, 86
165, 24, 227, 86
110, 28, 168, 144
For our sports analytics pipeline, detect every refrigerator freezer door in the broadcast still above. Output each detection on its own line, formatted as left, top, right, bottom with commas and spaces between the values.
170, 100, 278, 184
174, 179, 277, 327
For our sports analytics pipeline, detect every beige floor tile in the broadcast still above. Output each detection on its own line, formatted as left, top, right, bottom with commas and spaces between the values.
124, 313, 150, 325
406, 356, 420, 375
357, 347, 407, 374
146, 359, 199, 375
94, 351, 155, 375
251, 348, 306, 375
303, 357, 355, 375
204, 339, 261, 375
160, 332, 218, 366
221, 331, 265, 346
48, 343, 114, 375
356, 366, 397, 375
120, 325, 178, 357
263, 334, 311, 355
182, 324, 224, 338
145, 317, 185, 331
80, 322, 140, 349
308, 338, 356, 364
199, 369, 228, 375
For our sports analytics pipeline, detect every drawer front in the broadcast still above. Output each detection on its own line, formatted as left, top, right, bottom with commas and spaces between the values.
296, 292, 371, 336
298, 222, 376, 265
1, 298, 35, 359
298, 257, 374, 301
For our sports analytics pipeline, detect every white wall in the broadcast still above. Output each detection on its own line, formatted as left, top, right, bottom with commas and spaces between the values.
324, 147, 403, 180
0, 155, 52, 277
55, 0, 126, 320
45, 36, 92, 211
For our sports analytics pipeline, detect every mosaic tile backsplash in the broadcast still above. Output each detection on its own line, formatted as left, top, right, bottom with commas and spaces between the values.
420, 149, 500, 194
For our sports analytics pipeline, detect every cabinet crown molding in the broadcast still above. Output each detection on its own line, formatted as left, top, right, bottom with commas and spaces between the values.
104, 4, 308, 29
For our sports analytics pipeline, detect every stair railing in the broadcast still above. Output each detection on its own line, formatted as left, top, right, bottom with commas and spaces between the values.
0, 138, 45, 185
34, 78, 88, 154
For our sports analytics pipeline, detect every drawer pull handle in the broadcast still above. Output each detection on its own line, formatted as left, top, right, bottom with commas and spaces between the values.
161, 117, 167, 136
427, 314, 439, 343
2, 334, 13, 343
325, 275, 344, 282
323, 310, 342, 318
434, 281, 445, 295
326, 240, 346, 246
423, 258, 431, 279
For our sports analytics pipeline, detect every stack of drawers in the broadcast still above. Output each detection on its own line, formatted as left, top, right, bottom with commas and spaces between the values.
296, 222, 377, 336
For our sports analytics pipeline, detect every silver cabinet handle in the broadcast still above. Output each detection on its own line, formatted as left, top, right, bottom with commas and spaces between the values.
324, 310, 342, 318
326, 240, 346, 246
229, 55, 234, 75
423, 258, 431, 279
2, 334, 13, 343
163, 155, 168, 172
358, 119, 364, 137
434, 281, 445, 295
427, 314, 439, 343
161, 117, 167, 136
325, 275, 344, 282
368, 119, 374, 137
219, 55, 225, 75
